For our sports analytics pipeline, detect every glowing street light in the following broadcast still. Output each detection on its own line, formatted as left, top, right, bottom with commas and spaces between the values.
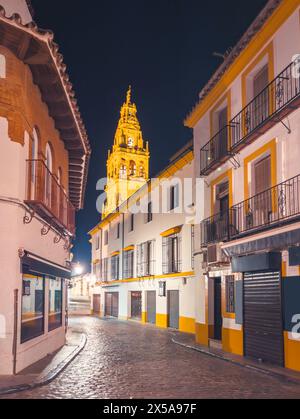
73, 262, 84, 276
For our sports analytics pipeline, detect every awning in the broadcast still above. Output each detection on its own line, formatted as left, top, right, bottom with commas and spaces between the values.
21, 251, 71, 279
222, 228, 300, 258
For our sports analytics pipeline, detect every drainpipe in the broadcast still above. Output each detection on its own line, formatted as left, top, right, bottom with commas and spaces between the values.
121, 213, 125, 280
12, 289, 18, 375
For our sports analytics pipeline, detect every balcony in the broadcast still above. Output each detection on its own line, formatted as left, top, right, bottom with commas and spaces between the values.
25, 160, 75, 236
201, 174, 300, 247
200, 125, 231, 176
200, 59, 300, 175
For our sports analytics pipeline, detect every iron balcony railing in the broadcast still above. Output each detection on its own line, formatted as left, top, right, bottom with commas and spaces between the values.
231, 59, 300, 150
201, 174, 300, 246
200, 59, 300, 175
25, 160, 75, 235
200, 125, 231, 175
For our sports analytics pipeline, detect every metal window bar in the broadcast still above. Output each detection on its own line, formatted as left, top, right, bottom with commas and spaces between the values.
110, 255, 120, 281
137, 241, 155, 277
225, 275, 235, 313
102, 258, 109, 282
123, 250, 134, 279
162, 234, 182, 274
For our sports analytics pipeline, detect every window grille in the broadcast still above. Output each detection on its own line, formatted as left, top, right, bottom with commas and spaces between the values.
162, 233, 182, 274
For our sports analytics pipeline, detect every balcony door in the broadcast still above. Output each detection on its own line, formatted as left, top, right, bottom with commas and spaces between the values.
218, 107, 228, 159
253, 65, 269, 128
253, 155, 272, 227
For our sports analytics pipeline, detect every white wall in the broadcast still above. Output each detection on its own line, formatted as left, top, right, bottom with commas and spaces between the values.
0, 118, 68, 375
0, 0, 32, 24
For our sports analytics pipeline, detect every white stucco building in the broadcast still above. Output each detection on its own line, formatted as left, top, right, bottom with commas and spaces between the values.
90, 142, 202, 334
0, 0, 90, 375
186, 0, 300, 372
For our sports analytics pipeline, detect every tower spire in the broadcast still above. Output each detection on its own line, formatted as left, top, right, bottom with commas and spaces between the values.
126, 85, 132, 104
102, 87, 150, 219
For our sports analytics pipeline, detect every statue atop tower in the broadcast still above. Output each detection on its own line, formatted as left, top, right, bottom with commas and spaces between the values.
103, 87, 150, 218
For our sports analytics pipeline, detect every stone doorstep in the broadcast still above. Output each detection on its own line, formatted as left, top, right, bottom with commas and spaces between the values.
0, 329, 87, 396
171, 332, 300, 386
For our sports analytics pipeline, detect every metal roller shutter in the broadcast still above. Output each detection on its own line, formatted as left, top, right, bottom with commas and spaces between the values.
243, 271, 284, 366
147, 291, 156, 324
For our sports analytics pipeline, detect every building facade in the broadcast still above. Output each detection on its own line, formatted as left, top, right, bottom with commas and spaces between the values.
186, 0, 300, 372
0, 0, 90, 374
90, 128, 198, 333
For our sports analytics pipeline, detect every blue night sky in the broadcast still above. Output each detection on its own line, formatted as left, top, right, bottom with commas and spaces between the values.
31, 0, 268, 270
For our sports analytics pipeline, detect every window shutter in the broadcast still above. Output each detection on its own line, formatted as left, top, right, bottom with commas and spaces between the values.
254, 156, 271, 194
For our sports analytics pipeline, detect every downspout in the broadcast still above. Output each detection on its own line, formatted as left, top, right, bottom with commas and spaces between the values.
12, 289, 18, 375
121, 213, 125, 280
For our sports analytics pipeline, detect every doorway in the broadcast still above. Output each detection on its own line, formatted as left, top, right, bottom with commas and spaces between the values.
214, 278, 222, 341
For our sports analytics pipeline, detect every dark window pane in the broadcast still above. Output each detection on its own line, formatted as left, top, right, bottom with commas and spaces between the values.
48, 277, 63, 332
21, 274, 45, 343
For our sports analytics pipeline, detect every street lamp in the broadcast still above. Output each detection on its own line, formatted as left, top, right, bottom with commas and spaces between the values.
73, 262, 84, 276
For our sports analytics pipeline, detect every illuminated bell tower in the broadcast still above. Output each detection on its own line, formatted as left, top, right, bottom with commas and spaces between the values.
103, 87, 150, 218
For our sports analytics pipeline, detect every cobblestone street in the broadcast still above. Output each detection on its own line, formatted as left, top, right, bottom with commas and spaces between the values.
3, 316, 300, 399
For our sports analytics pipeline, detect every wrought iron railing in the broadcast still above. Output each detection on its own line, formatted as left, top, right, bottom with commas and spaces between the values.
162, 234, 182, 274
25, 160, 75, 235
200, 59, 300, 175
231, 60, 300, 149
201, 174, 300, 246
200, 125, 231, 175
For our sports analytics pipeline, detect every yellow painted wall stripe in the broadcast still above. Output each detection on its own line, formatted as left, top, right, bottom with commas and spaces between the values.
100, 271, 195, 286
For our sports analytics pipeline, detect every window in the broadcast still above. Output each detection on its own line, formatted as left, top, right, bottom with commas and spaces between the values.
129, 213, 134, 232
104, 230, 109, 246
123, 250, 134, 279
170, 184, 179, 211
95, 235, 100, 250
0, 54, 6, 78
21, 274, 45, 343
111, 255, 120, 280
45, 143, 53, 208
162, 234, 182, 274
48, 277, 63, 332
129, 161, 136, 176
120, 164, 127, 179
102, 258, 109, 281
225, 276, 235, 314
137, 241, 155, 277
29, 128, 39, 200
94, 260, 102, 279
146, 201, 153, 223
139, 165, 145, 178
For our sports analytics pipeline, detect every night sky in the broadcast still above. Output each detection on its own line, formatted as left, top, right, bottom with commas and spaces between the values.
31, 0, 268, 270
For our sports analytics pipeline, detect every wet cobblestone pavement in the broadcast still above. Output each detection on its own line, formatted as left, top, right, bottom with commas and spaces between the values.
3, 316, 300, 399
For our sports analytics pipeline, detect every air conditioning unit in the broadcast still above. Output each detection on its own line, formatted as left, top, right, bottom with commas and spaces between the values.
207, 243, 227, 265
